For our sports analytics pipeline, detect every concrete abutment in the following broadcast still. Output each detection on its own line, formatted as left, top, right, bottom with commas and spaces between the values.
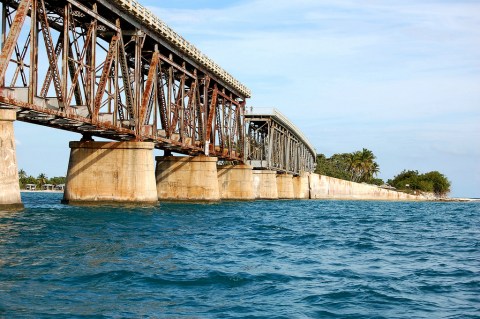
0, 109, 23, 210
63, 141, 158, 205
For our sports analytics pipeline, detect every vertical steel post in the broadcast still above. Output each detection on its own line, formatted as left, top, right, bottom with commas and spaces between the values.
113, 20, 120, 127
62, 4, 69, 110
134, 30, 143, 135
166, 56, 173, 137
267, 121, 274, 169
179, 73, 185, 142
153, 45, 158, 138
90, 5, 97, 114
28, 0, 37, 103
286, 133, 291, 172
1, 4, 6, 50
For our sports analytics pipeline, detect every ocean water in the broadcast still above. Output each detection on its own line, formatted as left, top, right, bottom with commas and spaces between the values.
1, 193, 479, 318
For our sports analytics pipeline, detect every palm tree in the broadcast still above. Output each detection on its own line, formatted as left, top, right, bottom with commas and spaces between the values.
347, 152, 361, 182
359, 148, 374, 182
18, 169, 27, 188
18, 169, 27, 179
37, 173, 47, 187
348, 148, 378, 183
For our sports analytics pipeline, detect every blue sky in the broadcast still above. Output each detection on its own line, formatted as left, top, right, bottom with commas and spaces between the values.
14, 0, 480, 197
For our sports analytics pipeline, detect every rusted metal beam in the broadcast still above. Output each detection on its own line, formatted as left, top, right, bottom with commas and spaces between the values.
66, 0, 119, 32
93, 35, 118, 121
40, 34, 63, 97
38, 0, 64, 106
65, 22, 95, 107
0, 0, 31, 86
157, 66, 168, 132
28, 0, 37, 103
118, 35, 135, 119
205, 85, 218, 154
139, 50, 159, 126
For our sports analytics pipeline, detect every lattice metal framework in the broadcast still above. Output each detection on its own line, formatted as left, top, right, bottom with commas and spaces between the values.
0, 0, 247, 160
245, 108, 316, 175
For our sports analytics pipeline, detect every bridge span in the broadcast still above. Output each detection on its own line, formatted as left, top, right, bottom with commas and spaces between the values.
0, 0, 249, 161
245, 107, 316, 176
0, 0, 319, 207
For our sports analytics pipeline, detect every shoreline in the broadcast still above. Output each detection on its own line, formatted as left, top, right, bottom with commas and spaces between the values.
19, 190, 479, 202
437, 197, 480, 202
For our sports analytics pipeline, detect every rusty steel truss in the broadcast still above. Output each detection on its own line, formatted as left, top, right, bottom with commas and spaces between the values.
0, 0, 249, 160
245, 108, 316, 175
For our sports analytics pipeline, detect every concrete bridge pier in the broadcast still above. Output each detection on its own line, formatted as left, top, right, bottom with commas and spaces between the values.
277, 173, 295, 199
293, 172, 311, 199
62, 141, 158, 205
0, 109, 23, 209
252, 170, 278, 199
155, 156, 220, 201
217, 164, 255, 200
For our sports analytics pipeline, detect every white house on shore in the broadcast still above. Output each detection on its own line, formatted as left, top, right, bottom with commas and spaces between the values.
42, 184, 54, 191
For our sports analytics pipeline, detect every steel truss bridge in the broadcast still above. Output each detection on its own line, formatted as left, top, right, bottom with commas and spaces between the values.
245, 108, 316, 175
0, 0, 316, 173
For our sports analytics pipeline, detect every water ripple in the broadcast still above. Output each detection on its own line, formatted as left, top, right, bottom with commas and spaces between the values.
0, 193, 479, 318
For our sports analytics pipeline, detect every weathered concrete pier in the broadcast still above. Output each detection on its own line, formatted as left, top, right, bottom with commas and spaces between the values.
252, 170, 279, 199
217, 164, 255, 200
63, 141, 158, 205
276, 173, 294, 199
0, 109, 22, 209
155, 156, 220, 202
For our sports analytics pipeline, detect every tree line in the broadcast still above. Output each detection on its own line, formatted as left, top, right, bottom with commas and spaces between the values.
314, 149, 451, 196
315, 148, 383, 185
387, 170, 450, 197
18, 169, 66, 189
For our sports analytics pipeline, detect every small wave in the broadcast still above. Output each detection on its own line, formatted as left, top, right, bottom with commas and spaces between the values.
66, 270, 142, 284
140, 271, 253, 288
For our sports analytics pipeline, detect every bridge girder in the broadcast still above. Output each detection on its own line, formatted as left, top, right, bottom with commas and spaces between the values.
0, 0, 246, 161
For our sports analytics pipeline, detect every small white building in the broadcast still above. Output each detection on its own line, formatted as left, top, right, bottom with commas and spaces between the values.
42, 184, 54, 191
25, 184, 36, 191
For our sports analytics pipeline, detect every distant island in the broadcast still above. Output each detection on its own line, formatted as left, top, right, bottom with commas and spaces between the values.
315, 148, 451, 198
18, 169, 66, 191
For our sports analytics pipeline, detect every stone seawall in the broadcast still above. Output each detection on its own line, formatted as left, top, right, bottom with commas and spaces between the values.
309, 173, 421, 201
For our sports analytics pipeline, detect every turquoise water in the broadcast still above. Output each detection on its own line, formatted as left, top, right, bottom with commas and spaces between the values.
1, 193, 479, 318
